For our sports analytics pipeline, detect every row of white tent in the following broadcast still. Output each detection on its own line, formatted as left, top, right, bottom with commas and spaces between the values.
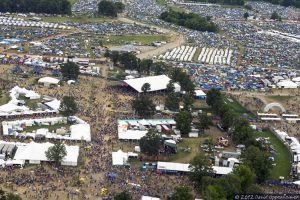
159, 46, 196, 62
2, 116, 91, 142
0, 86, 60, 117
272, 129, 300, 173
198, 48, 232, 65
0, 141, 79, 167
0, 17, 70, 29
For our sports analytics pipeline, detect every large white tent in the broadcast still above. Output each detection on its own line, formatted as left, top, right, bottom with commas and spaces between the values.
38, 77, 60, 86
13, 142, 79, 166
277, 80, 298, 89
124, 75, 180, 93
141, 196, 160, 200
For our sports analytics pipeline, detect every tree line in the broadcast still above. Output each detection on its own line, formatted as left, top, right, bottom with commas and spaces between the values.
98, 0, 125, 17
0, 0, 71, 14
105, 51, 168, 76
160, 10, 219, 33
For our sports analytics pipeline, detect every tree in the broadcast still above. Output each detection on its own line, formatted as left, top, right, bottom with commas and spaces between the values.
114, 191, 132, 200
206, 89, 221, 107
271, 11, 281, 21
243, 12, 249, 19
110, 51, 120, 65
233, 165, 256, 193
140, 59, 153, 75
98, 0, 117, 17
189, 154, 213, 190
141, 83, 151, 93
196, 113, 213, 133
104, 49, 110, 58
60, 62, 80, 80
153, 62, 167, 75
231, 119, 254, 145
59, 96, 77, 117
242, 145, 273, 183
182, 94, 194, 111
244, 4, 252, 10
204, 185, 227, 200
165, 92, 180, 111
166, 80, 175, 93
132, 96, 155, 117
171, 186, 193, 200
175, 111, 192, 135
0, 189, 22, 200
45, 141, 67, 165
139, 129, 160, 156
115, 2, 125, 13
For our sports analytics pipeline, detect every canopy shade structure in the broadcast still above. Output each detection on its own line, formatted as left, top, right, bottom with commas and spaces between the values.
38, 77, 60, 86
124, 75, 180, 93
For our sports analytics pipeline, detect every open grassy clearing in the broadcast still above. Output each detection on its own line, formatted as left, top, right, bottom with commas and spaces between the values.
156, 0, 166, 5
0, 92, 10, 105
170, 5, 186, 13
23, 123, 70, 133
254, 130, 291, 180
267, 95, 293, 102
223, 96, 255, 118
68, 0, 77, 6
41, 15, 113, 23
103, 35, 169, 45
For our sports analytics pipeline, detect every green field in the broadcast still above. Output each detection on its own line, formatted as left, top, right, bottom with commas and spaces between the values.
223, 96, 255, 118
267, 95, 293, 102
254, 130, 291, 180
103, 35, 169, 45
42, 15, 113, 23
68, 0, 77, 5
170, 5, 186, 13
23, 123, 70, 133
156, 0, 166, 5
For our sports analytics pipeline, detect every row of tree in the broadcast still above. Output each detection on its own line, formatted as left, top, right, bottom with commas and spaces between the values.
98, 0, 125, 17
160, 10, 219, 33
0, 189, 22, 200
205, 89, 273, 183
105, 51, 168, 75
0, 0, 71, 14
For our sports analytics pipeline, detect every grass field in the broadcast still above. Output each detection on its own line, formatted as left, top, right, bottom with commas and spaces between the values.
254, 130, 291, 180
170, 6, 186, 13
156, 0, 166, 5
23, 123, 70, 133
0, 93, 10, 105
68, 0, 77, 5
223, 96, 255, 118
42, 15, 113, 23
267, 95, 293, 102
104, 35, 169, 45
167, 138, 203, 163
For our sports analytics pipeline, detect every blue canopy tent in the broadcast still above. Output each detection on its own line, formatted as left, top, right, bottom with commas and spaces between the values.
32, 67, 43, 74
12, 66, 22, 74
52, 70, 60, 76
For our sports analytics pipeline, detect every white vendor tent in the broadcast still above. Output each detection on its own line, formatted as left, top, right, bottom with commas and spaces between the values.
212, 166, 233, 175
70, 124, 91, 142
276, 80, 298, 89
38, 77, 60, 86
141, 196, 160, 200
157, 161, 190, 172
14, 142, 79, 166
44, 99, 61, 110
124, 75, 180, 93
112, 149, 129, 165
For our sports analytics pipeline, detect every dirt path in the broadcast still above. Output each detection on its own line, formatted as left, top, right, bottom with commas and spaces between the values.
118, 17, 186, 59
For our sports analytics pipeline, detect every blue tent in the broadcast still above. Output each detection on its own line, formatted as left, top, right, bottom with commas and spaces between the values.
52, 70, 60, 76
12, 66, 22, 74
32, 67, 42, 74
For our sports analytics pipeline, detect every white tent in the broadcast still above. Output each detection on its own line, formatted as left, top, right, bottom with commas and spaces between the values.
141, 196, 160, 200
124, 75, 181, 93
38, 77, 60, 86
14, 142, 79, 166
70, 124, 91, 142
112, 150, 129, 165
45, 99, 61, 110
277, 80, 298, 89
157, 162, 190, 172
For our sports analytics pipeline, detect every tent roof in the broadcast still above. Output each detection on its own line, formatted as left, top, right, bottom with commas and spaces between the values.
112, 150, 128, 165
124, 75, 175, 93
194, 89, 206, 96
141, 196, 160, 200
212, 166, 233, 175
45, 99, 60, 110
38, 77, 60, 85
70, 124, 91, 142
157, 161, 190, 172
